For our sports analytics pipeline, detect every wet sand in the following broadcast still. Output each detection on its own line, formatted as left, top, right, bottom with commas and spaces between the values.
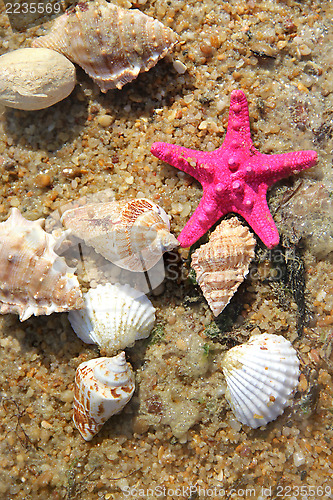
0, 0, 332, 498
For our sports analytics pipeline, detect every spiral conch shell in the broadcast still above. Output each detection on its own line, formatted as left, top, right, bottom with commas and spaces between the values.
68, 282, 156, 355
61, 198, 179, 272
32, 0, 178, 92
221, 334, 300, 428
0, 208, 83, 321
191, 217, 256, 316
73, 352, 135, 440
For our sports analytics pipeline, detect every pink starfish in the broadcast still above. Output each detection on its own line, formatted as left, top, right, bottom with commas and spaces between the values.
151, 90, 317, 248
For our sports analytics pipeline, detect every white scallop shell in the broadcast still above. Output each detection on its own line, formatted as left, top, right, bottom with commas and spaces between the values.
68, 282, 155, 355
32, 0, 178, 92
191, 217, 256, 317
73, 352, 135, 440
61, 198, 179, 272
0, 208, 83, 321
221, 333, 300, 428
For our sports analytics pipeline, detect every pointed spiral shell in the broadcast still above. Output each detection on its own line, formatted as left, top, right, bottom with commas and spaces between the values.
191, 217, 256, 316
32, 0, 178, 92
73, 352, 135, 440
0, 208, 83, 321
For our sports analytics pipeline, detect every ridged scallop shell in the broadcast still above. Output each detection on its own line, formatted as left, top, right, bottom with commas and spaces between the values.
191, 217, 256, 316
221, 333, 300, 428
68, 282, 155, 355
61, 198, 179, 272
0, 208, 83, 321
73, 352, 135, 440
32, 0, 178, 92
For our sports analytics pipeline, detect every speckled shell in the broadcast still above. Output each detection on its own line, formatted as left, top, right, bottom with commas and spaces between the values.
221, 334, 300, 428
68, 282, 155, 355
0, 208, 83, 321
73, 352, 135, 440
32, 0, 178, 92
191, 217, 256, 316
61, 198, 179, 272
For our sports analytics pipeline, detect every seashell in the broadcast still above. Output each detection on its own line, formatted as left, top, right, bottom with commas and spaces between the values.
61, 198, 179, 272
32, 0, 178, 92
221, 333, 300, 428
191, 217, 256, 316
0, 208, 83, 321
0, 48, 76, 110
68, 282, 155, 355
73, 351, 135, 440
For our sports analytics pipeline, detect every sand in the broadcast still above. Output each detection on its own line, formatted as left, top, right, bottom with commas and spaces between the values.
0, 0, 332, 498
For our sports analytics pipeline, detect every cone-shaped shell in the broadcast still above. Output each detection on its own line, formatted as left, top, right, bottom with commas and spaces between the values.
32, 0, 178, 92
221, 333, 300, 428
61, 198, 179, 272
0, 208, 83, 321
68, 282, 156, 355
73, 352, 135, 440
191, 217, 256, 316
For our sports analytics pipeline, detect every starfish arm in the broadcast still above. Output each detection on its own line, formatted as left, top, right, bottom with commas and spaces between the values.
249, 150, 318, 184
239, 193, 279, 248
177, 195, 226, 247
223, 90, 253, 149
151, 142, 214, 184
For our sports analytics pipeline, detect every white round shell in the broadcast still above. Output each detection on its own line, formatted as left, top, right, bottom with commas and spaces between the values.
68, 282, 156, 355
73, 352, 135, 441
221, 333, 300, 428
0, 48, 76, 110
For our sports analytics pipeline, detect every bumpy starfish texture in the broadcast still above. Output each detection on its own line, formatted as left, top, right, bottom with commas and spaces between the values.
151, 90, 317, 248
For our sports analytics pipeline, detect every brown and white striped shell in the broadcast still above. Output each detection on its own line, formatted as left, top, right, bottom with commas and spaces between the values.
0, 208, 83, 321
73, 352, 135, 441
191, 217, 256, 317
61, 198, 179, 272
32, 0, 178, 92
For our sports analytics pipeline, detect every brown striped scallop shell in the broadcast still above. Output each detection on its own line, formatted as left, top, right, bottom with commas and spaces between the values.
61, 198, 179, 272
0, 208, 83, 321
191, 217, 256, 317
32, 0, 178, 92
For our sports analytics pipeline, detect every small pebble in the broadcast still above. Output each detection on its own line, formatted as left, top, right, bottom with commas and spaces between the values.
293, 451, 306, 467
60, 390, 74, 403
35, 174, 52, 188
41, 420, 52, 429
173, 60, 187, 74
98, 114, 113, 127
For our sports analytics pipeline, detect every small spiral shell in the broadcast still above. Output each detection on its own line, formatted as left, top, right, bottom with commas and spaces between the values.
73, 352, 135, 441
0, 208, 83, 321
191, 217, 256, 316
